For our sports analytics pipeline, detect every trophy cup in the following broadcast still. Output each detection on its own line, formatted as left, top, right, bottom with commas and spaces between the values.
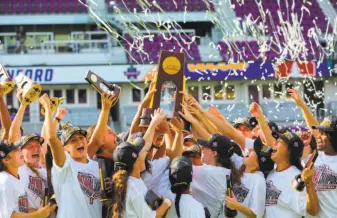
85, 71, 121, 102
141, 51, 190, 131
14, 73, 42, 105
0, 64, 15, 95
291, 150, 318, 192
40, 97, 65, 116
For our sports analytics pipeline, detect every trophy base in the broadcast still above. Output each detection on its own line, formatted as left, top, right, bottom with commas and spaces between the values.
22, 83, 42, 106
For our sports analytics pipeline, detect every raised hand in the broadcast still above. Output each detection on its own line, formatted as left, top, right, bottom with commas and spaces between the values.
249, 102, 264, 119
207, 105, 225, 121
169, 116, 184, 132
55, 107, 67, 120
151, 108, 168, 126
142, 82, 157, 106
288, 89, 305, 107
178, 102, 197, 124
155, 119, 170, 135
0, 85, 5, 98
101, 92, 117, 110
39, 93, 51, 109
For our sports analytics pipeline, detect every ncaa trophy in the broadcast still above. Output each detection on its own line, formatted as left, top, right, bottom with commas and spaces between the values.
14, 73, 42, 105
40, 97, 65, 116
0, 64, 15, 95
140, 51, 190, 131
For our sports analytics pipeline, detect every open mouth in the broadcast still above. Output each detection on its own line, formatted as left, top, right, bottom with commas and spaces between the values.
76, 145, 85, 151
32, 154, 40, 158
272, 148, 277, 153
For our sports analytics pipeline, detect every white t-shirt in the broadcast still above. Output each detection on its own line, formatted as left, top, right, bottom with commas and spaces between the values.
305, 151, 337, 218
123, 176, 156, 218
19, 165, 47, 209
158, 170, 206, 218
191, 164, 231, 218
0, 171, 29, 218
245, 138, 255, 151
264, 166, 306, 218
232, 172, 266, 218
52, 152, 102, 218
231, 153, 244, 170
142, 156, 170, 195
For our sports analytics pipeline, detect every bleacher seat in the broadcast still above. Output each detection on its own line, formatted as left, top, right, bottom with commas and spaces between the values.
124, 33, 201, 64
106, 0, 214, 13
0, 0, 87, 14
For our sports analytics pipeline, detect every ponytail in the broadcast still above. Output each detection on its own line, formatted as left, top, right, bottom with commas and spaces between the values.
111, 170, 129, 218
217, 157, 241, 185
26, 163, 42, 178
171, 183, 189, 218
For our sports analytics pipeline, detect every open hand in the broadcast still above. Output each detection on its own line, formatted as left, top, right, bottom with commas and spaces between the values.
151, 108, 167, 126
170, 117, 184, 132
288, 89, 305, 107
101, 92, 117, 110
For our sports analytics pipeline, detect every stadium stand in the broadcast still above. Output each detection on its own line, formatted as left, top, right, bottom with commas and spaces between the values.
0, 0, 87, 14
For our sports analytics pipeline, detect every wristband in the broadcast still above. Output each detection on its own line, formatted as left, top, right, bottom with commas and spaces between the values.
55, 117, 61, 123
163, 198, 172, 207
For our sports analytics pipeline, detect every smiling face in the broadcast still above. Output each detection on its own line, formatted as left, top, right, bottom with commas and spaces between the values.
238, 125, 253, 138
65, 133, 88, 161
243, 149, 259, 171
22, 140, 41, 167
201, 146, 216, 165
104, 127, 117, 153
3, 148, 25, 170
271, 139, 290, 164
316, 130, 332, 152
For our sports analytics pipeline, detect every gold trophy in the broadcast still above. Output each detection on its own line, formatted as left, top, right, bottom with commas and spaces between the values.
0, 64, 15, 95
40, 97, 65, 116
140, 51, 189, 131
14, 73, 42, 105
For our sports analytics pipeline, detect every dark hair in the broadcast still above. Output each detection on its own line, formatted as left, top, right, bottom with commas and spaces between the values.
171, 183, 189, 217
217, 157, 241, 185
111, 170, 129, 218
0, 161, 5, 172
289, 147, 303, 171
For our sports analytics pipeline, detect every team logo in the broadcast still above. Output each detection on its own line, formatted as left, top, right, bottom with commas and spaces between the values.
28, 176, 45, 198
77, 172, 101, 205
132, 152, 137, 158
233, 184, 249, 203
313, 164, 337, 191
265, 180, 282, 206
124, 66, 140, 80
321, 118, 332, 128
212, 142, 218, 147
0, 151, 5, 158
18, 192, 29, 213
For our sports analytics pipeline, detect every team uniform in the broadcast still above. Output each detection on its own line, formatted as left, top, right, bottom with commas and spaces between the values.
158, 170, 206, 218
264, 166, 307, 218
233, 172, 266, 218
19, 164, 47, 209
52, 152, 102, 218
0, 171, 29, 218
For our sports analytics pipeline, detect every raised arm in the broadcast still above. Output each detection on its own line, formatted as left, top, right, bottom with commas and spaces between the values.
129, 83, 156, 136
154, 119, 174, 157
88, 92, 116, 159
0, 85, 12, 140
179, 102, 211, 140
249, 102, 275, 146
40, 94, 65, 167
8, 89, 25, 143
288, 89, 319, 136
302, 168, 319, 216
167, 117, 184, 160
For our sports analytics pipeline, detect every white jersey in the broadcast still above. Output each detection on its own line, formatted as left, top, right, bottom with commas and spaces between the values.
158, 170, 206, 218
142, 156, 170, 195
52, 152, 102, 218
123, 176, 156, 218
191, 164, 231, 218
305, 151, 337, 218
264, 166, 306, 218
0, 171, 29, 218
19, 165, 47, 209
232, 172, 266, 218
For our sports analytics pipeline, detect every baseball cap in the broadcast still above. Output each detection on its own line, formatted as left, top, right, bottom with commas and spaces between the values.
59, 122, 87, 145
0, 140, 22, 160
272, 131, 304, 170
268, 121, 280, 133
14, 134, 44, 149
130, 132, 145, 140
182, 144, 201, 158
197, 134, 235, 160
113, 141, 141, 172
253, 137, 274, 176
312, 116, 337, 132
233, 117, 258, 130
183, 135, 197, 144
169, 156, 193, 186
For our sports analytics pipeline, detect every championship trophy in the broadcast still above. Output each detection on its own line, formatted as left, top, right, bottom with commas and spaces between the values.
14, 73, 42, 105
40, 97, 65, 116
140, 51, 190, 131
85, 71, 121, 102
0, 64, 15, 95
291, 150, 318, 192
